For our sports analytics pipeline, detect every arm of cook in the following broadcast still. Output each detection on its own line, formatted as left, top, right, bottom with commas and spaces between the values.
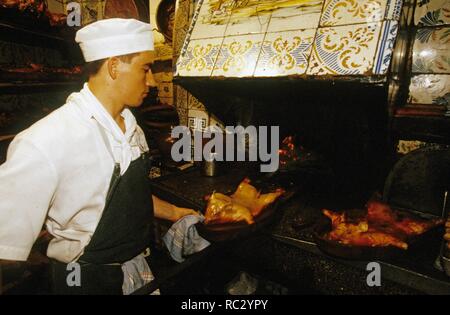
152, 195, 199, 222
0, 138, 57, 261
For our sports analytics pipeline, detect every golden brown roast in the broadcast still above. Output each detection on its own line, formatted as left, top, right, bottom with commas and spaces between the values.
322, 201, 444, 250
323, 209, 408, 249
366, 200, 444, 237
231, 178, 284, 217
204, 178, 284, 225
204, 192, 254, 225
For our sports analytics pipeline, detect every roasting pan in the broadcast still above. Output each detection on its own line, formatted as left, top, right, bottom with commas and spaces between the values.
313, 208, 444, 261
196, 188, 296, 242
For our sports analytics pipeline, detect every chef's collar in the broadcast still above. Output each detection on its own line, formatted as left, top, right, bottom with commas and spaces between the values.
81, 83, 137, 144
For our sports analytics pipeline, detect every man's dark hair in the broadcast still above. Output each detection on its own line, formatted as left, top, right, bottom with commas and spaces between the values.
83, 52, 140, 78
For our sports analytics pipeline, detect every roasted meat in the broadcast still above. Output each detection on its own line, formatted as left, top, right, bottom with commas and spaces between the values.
322, 202, 444, 250
2, 64, 81, 74
323, 209, 408, 249
1, 0, 46, 13
0, 0, 19, 8
204, 178, 284, 225
204, 192, 254, 225
231, 178, 284, 216
46, 11, 67, 27
367, 200, 444, 237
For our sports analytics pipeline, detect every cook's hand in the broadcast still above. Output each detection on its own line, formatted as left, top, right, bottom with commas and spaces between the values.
174, 206, 201, 221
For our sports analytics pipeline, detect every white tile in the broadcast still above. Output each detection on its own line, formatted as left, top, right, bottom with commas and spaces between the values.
412, 27, 450, 74
307, 22, 382, 75
320, 0, 387, 26
255, 30, 316, 76
408, 74, 450, 104
176, 37, 223, 77
384, 0, 403, 20
414, 0, 450, 26
225, 13, 270, 36
212, 34, 264, 78
373, 20, 399, 74
190, 0, 232, 39
268, 1, 324, 32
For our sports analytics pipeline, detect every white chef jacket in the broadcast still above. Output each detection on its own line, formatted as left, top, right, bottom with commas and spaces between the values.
0, 83, 149, 263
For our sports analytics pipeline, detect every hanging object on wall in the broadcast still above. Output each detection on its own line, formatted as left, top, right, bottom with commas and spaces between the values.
156, 0, 175, 43
104, 0, 149, 22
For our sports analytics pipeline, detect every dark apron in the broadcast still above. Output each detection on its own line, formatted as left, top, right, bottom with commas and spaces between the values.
50, 153, 154, 295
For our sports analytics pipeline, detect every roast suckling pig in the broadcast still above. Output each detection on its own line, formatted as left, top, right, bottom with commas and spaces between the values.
45, 11, 67, 26
0, 0, 45, 12
1, 0, 67, 26
204, 178, 284, 225
323, 201, 444, 250
0, 0, 19, 8
2, 64, 81, 74
366, 200, 444, 237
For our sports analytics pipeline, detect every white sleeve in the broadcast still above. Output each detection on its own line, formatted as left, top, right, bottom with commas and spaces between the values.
0, 138, 57, 261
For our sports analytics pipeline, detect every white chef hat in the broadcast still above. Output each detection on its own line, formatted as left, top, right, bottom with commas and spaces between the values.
75, 18, 154, 62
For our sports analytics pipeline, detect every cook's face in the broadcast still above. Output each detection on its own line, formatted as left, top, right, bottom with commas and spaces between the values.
118, 51, 157, 107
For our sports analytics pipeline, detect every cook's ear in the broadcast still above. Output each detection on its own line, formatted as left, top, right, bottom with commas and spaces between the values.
107, 57, 120, 80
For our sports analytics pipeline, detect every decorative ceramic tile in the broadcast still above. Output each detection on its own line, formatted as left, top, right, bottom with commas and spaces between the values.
212, 34, 264, 77
414, 0, 450, 26
384, 0, 403, 20
81, 0, 103, 26
175, 86, 189, 109
307, 23, 382, 75
320, 0, 387, 26
374, 20, 399, 74
188, 109, 209, 132
154, 44, 173, 61
158, 83, 173, 98
225, 12, 270, 37
254, 30, 315, 77
176, 37, 223, 77
173, 0, 192, 57
267, 1, 324, 32
190, 0, 233, 39
412, 27, 450, 73
188, 94, 207, 110
209, 113, 225, 130
173, 28, 188, 62
154, 72, 174, 83
176, 105, 188, 126
173, 0, 191, 31
408, 74, 450, 104
159, 97, 174, 106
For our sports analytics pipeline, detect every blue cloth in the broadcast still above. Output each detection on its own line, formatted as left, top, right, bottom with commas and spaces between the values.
162, 215, 211, 263
121, 253, 159, 295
